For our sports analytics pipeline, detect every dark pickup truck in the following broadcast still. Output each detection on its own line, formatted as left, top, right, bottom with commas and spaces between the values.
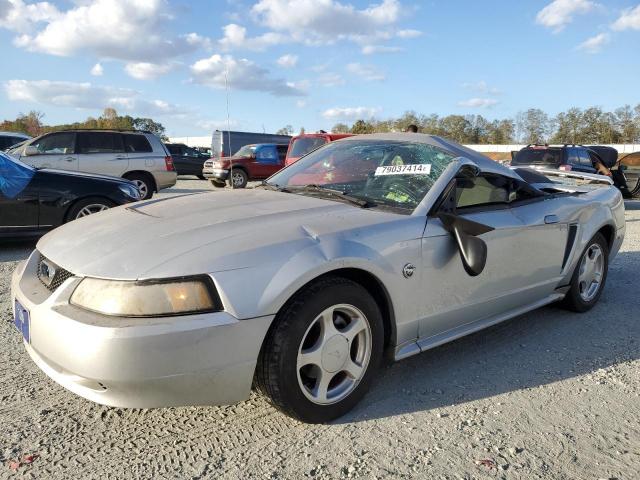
202, 143, 289, 188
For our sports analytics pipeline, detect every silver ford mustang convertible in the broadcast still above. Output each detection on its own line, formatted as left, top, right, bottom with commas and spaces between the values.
12, 134, 625, 423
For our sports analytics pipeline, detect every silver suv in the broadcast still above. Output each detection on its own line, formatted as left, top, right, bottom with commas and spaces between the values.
8, 130, 177, 199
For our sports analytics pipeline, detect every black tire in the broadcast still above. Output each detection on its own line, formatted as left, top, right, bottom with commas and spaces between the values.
124, 172, 155, 200
560, 232, 609, 313
210, 179, 226, 188
256, 276, 384, 423
197, 175, 206, 180
65, 197, 115, 222
229, 168, 248, 189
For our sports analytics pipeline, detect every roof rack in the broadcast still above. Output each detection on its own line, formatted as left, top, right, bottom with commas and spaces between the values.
51, 128, 153, 134
525, 143, 549, 148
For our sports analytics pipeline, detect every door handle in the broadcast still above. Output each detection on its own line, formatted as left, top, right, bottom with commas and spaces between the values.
64, 156, 75, 162
115, 155, 126, 160
544, 215, 559, 224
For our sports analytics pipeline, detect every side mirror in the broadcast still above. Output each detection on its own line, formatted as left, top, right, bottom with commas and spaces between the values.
438, 213, 494, 276
24, 145, 39, 156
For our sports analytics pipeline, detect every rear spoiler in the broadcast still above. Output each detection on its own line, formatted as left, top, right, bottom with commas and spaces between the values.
511, 167, 613, 186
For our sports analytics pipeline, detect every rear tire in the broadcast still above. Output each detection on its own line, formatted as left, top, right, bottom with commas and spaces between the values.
124, 172, 155, 200
66, 197, 115, 222
560, 232, 609, 313
256, 276, 384, 423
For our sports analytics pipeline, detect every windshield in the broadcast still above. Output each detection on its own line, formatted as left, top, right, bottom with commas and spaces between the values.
512, 149, 562, 166
0, 152, 35, 199
267, 140, 457, 212
234, 145, 257, 157
289, 137, 327, 157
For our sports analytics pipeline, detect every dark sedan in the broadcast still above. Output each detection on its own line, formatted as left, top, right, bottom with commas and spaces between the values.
165, 143, 209, 178
1, 152, 140, 238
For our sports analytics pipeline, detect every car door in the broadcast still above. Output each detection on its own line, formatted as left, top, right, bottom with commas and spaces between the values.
77, 132, 128, 176
21, 132, 78, 171
182, 146, 207, 176
418, 173, 567, 340
0, 155, 38, 231
253, 145, 281, 178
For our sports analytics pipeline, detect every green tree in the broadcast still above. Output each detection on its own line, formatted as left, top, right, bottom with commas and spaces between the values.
517, 109, 551, 144
350, 119, 375, 134
331, 123, 350, 133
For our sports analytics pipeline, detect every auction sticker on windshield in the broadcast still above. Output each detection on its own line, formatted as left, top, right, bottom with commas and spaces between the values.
375, 164, 431, 176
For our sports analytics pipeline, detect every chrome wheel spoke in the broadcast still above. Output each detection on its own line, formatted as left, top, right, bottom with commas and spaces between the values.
312, 370, 334, 403
343, 359, 364, 379
319, 308, 340, 342
578, 243, 605, 302
297, 345, 323, 369
341, 315, 367, 344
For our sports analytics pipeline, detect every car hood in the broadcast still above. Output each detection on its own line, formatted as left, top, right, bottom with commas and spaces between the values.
37, 189, 409, 279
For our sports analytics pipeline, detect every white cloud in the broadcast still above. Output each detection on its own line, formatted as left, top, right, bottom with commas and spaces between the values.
577, 32, 609, 53
7, 0, 201, 62
4, 79, 188, 116
90, 63, 104, 76
317, 72, 345, 87
361, 44, 403, 54
277, 54, 298, 68
457, 98, 499, 108
125, 62, 176, 80
218, 23, 287, 51
346, 62, 385, 81
612, 5, 640, 31
322, 106, 380, 120
296, 99, 307, 108
396, 29, 422, 38
190, 54, 305, 97
251, 0, 403, 45
536, 0, 596, 32
0, 0, 60, 34
462, 81, 501, 95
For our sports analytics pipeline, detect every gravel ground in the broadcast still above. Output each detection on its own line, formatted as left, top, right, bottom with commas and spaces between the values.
1, 178, 639, 479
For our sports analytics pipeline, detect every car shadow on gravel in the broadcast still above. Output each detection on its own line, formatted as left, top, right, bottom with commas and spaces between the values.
338, 250, 640, 423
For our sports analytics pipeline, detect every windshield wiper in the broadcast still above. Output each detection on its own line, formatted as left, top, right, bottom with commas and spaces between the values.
258, 182, 291, 193
289, 184, 373, 208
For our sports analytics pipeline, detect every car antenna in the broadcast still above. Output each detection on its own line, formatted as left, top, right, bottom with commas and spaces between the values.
224, 69, 234, 188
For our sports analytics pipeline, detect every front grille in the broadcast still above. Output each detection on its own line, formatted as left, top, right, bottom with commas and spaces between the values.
37, 255, 73, 292
204, 160, 213, 168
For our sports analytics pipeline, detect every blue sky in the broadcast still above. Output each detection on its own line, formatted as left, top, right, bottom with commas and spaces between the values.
0, 0, 639, 137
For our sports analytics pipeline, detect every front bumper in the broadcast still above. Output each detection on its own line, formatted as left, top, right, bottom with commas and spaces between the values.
11, 252, 273, 408
202, 167, 229, 181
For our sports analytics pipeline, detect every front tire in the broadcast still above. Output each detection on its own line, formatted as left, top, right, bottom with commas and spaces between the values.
229, 168, 248, 189
560, 232, 609, 312
256, 276, 384, 423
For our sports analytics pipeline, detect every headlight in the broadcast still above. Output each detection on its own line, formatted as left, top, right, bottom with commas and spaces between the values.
118, 184, 140, 200
70, 276, 221, 317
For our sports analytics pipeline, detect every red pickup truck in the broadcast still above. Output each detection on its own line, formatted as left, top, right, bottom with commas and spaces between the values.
202, 143, 289, 188
285, 133, 354, 166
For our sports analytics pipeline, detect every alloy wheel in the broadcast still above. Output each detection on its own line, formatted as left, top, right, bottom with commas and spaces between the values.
296, 304, 372, 405
132, 179, 148, 198
578, 243, 604, 302
231, 171, 245, 188
75, 204, 110, 219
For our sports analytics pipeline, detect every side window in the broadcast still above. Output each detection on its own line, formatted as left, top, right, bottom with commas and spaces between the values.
566, 148, 580, 166
256, 146, 278, 163
577, 149, 593, 167
184, 147, 198, 156
77, 132, 124, 154
31, 133, 76, 155
456, 175, 510, 209
277, 145, 288, 162
123, 134, 153, 153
